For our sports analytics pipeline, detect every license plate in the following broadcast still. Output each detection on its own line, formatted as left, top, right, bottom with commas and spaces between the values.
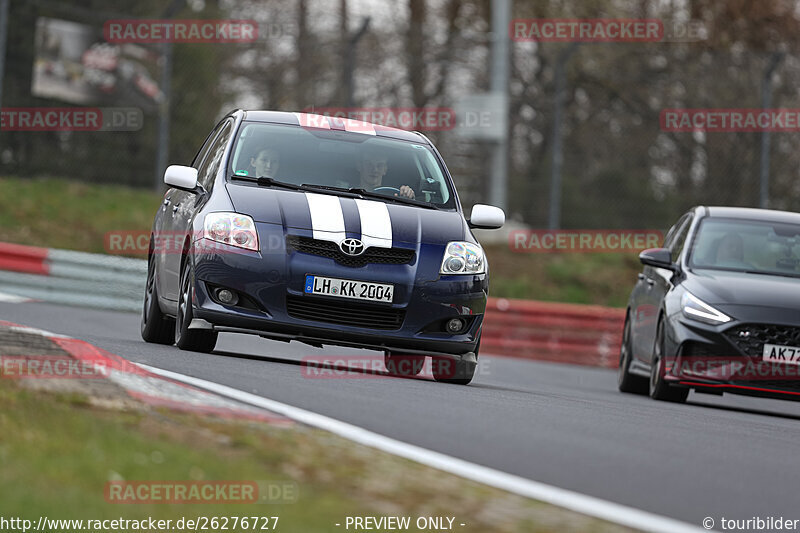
304, 275, 393, 303
762, 343, 800, 364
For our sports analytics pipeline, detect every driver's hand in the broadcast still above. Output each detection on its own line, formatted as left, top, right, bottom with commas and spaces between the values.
398, 185, 415, 199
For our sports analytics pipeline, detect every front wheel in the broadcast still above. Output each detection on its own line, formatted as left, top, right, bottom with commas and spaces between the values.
141, 253, 175, 345
618, 313, 648, 394
175, 261, 218, 353
649, 319, 689, 403
432, 347, 477, 385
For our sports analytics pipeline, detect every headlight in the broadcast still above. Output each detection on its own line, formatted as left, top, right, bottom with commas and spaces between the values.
681, 291, 731, 325
203, 212, 259, 251
440, 241, 485, 274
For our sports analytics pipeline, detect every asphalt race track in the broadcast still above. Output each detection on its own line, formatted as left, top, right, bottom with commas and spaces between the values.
4, 299, 800, 529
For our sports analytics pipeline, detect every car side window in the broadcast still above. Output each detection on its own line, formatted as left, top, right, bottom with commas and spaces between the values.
668, 215, 693, 261
197, 120, 233, 191
663, 213, 688, 248
191, 123, 223, 169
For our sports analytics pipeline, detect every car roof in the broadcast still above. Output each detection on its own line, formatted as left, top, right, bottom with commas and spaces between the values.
237, 110, 429, 144
702, 206, 800, 224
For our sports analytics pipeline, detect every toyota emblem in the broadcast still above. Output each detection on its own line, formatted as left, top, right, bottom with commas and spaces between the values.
340, 238, 365, 256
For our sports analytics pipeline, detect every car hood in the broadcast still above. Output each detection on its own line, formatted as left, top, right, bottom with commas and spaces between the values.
684, 268, 800, 310
225, 183, 467, 245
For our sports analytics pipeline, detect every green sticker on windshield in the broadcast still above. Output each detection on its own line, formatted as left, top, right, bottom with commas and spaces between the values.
235, 169, 249, 175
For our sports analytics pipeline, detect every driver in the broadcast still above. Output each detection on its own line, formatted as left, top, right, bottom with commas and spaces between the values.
350, 148, 416, 199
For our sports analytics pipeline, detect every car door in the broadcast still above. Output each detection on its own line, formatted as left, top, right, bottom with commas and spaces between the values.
631, 213, 692, 363
156, 124, 220, 301
161, 119, 233, 301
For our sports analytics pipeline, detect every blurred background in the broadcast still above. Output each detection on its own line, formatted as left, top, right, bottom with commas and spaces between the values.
1, 0, 799, 303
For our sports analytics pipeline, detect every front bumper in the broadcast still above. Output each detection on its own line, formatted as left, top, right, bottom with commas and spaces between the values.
190, 237, 486, 357
662, 308, 800, 399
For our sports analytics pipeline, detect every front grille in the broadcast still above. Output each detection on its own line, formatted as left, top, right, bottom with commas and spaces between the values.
724, 324, 800, 357
286, 295, 405, 330
286, 236, 415, 268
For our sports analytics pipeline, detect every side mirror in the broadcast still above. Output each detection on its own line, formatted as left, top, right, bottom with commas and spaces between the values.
639, 247, 677, 271
164, 165, 199, 192
469, 204, 505, 230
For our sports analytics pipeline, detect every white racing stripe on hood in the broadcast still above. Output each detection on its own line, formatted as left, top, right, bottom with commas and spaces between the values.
355, 199, 392, 249
305, 193, 346, 244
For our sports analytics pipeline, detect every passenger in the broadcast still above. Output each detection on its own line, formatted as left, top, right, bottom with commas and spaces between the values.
250, 147, 281, 179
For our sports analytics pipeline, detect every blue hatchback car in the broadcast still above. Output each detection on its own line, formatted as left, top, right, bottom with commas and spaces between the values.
141, 110, 505, 384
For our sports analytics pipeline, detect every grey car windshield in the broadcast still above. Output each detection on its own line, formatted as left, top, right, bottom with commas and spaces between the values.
688, 217, 800, 278
228, 122, 454, 208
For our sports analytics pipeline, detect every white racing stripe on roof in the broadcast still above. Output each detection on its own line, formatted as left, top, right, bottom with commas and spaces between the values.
293, 112, 331, 129
340, 117, 376, 135
293, 112, 376, 135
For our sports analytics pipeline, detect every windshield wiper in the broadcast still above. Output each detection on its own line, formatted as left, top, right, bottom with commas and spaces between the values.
230, 175, 307, 191
231, 176, 361, 197
231, 176, 435, 208
331, 186, 435, 209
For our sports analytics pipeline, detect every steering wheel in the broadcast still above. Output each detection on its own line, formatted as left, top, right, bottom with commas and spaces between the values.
372, 186, 401, 196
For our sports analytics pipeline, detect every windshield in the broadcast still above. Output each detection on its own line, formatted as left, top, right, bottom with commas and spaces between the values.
687, 217, 800, 278
228, 121, 455, 208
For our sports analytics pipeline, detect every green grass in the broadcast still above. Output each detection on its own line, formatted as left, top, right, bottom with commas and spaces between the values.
0, 379, 628, 532
0, 382, 354, 530
0, 176, 639, 306
485, 246, 641, 307
0, 176, 161, 254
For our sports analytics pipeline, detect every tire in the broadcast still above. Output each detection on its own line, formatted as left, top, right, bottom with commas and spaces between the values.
649, 318, 689, 403
384, 353, 424, 377
175, 260, 218, 353
431, 356, 476, 385
617, 313, 648, 394
432, 334, 481, 385
141, 252, 175, 345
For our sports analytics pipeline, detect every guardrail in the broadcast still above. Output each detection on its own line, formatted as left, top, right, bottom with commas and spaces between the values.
0, 242, 146, 312
482, 298, 625, 368
0, 241, 625, 366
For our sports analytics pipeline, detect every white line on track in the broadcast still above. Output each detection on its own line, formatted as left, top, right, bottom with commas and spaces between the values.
137, 362, 704, 533
0, 291, 33, 303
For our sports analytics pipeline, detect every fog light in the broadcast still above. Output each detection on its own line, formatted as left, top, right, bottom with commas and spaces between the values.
216, 289, 238, 306
446, 318, 465, 333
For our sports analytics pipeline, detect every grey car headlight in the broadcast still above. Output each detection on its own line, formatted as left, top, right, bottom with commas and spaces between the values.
681, 291, 731, 325
440, 241, 485, 275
